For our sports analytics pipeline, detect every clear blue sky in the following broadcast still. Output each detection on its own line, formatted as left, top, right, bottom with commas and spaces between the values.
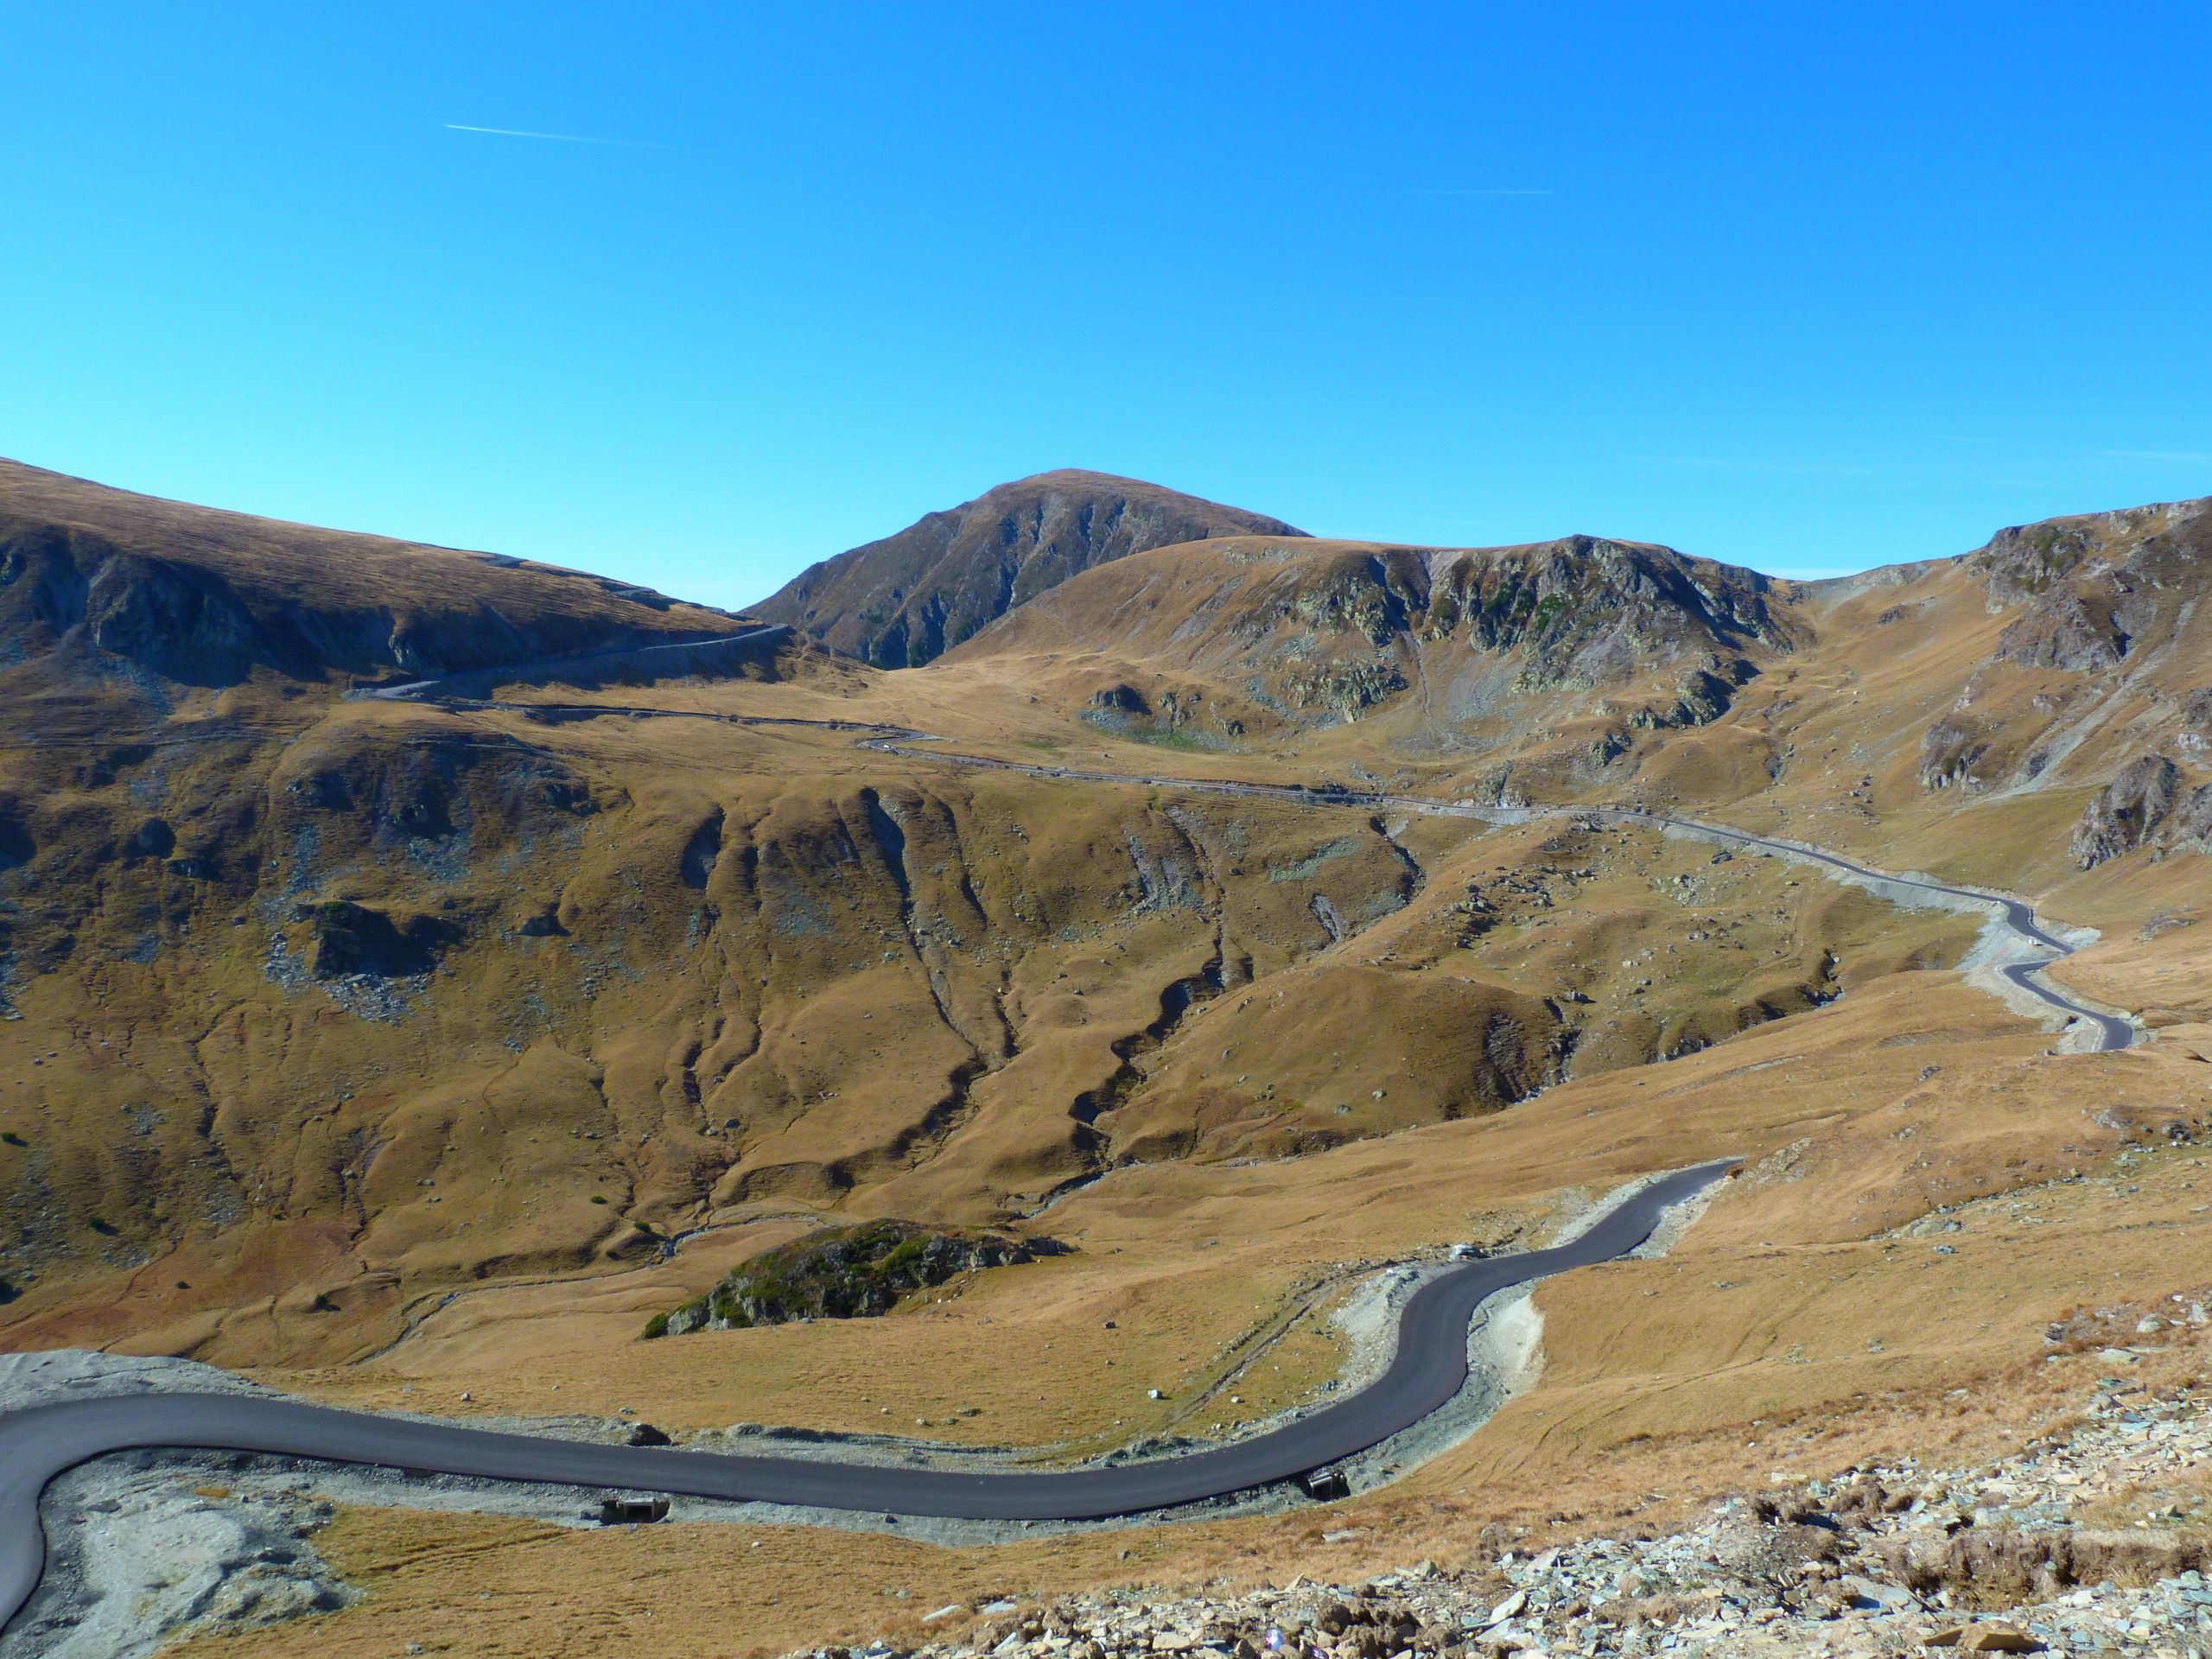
3, 3, 2207, 607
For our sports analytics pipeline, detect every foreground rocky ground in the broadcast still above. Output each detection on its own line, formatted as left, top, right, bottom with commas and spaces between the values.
859, 1355, 2212, 1659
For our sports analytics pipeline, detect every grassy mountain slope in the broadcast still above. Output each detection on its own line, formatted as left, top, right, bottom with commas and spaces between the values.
0, 467, 2206, 1657
0, 455, 753, 696
943, 532, 1791, 781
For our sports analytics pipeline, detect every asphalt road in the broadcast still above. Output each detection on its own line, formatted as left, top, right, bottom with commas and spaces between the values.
352, 683, 2133, 1055
0, 1161, 1732, 1636
1600, 809, 2135, 1052
851, 741, 2136, 1053
350, 622, 794, 702
329, 672, 2136, 1052
0, 714, 2125, 1633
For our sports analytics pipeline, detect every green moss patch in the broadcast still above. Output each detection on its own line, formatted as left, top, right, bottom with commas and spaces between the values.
647, 1220, 1067, 1337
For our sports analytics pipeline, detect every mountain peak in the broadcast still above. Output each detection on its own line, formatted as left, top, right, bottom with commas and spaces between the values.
756, 472, 1305, 668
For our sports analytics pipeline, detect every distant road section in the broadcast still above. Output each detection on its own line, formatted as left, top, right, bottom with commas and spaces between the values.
849, 739, 2137, 1054
350, 622, 794, 702
0, 709, 2137, 1633
0, 1163, 1731, 1636
341, 667, 2133, 1050
1611, 810, 2135, 1052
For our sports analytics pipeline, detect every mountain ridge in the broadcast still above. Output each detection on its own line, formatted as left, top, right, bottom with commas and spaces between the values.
0, 455, 753, 691
1, 461, 2209, 1658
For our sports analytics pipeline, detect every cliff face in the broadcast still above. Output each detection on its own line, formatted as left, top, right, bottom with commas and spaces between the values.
1969, 497, 2210, 688
956, 531, 1788, 739
755, 470, 1305, 667
2071, 754, 2183, 868
1915, 497, 2212, 796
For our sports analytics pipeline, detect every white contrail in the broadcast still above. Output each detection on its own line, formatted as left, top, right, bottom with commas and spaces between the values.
444, 123, 671, 149
1405, 188, 1554, 196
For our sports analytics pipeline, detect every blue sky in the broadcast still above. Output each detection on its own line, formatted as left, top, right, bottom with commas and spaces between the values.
2, 3, 2207, 607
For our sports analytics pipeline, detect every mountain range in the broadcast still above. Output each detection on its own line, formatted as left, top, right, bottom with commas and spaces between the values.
0, 454, 2207, 1658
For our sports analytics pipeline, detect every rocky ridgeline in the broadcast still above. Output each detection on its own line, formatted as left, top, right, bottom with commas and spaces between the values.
1197, 539, 1783, 727
818, 1378, 2212, 1659
1921, 498, 2212, 806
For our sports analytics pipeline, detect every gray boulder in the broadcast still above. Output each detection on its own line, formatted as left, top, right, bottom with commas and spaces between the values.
2071, 755, 2181, 868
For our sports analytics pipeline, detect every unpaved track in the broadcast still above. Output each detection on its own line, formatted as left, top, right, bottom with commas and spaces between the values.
0, 1164, 1731, 1634
348, 623, 794, 703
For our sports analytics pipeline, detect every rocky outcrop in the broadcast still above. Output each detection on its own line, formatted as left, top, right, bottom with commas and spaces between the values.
514, 904, 566, 938
1973, 517, 2105, 603
1428, 538, 1784, 670
756, 470, 1305, 668
2160, 781, 2212, 859
2181, 687, 2212, 753
1917, 714, 1994, 791
1910, 499, 2212, 797
1082, 682, 1241, 744
1966, 498, 2212, 678
1971, 497, 2205, 602
1088, 683, 1150, 717
301, 901, 462, 978
276, 731, 606, 849
82, 552, 260, 684
1023, 535, 1790, 734
1993, 587, 2128, 671
2071, 756, 2182, 868
1630, 662, 1751, 730
1281, 656, 1408, 718
2069, 754, 2212, 868
124, 818, 175, 861
1241, 540, 1784, 690
652, 1220, 1067, 1334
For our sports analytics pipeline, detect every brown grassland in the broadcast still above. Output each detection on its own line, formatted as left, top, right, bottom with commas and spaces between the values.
1, 470, 2209, 1654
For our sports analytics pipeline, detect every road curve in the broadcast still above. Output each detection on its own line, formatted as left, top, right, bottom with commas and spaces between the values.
359, 685, 2132, 1052
849, 739, 2135, 1054
0, 727, 2128, 1630
1599, 810, 2134, 1052
0, 1162, 1732, 1636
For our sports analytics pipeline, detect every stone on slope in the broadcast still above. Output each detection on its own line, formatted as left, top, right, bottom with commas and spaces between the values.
2071, 754, 2182, 868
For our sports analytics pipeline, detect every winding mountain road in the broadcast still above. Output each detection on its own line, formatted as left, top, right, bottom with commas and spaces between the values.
0, 702, 2133, 1637
1611, 810, 2136, 1052
351, 653, 2133, 1054
0, 1163, 1732, 1635
362, 672, 2135, 1055
349, 622, 795, 703
853, 737, 2136, 1053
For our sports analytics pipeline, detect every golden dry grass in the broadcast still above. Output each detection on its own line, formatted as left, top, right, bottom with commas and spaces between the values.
2, 479, 2209, 1658
0, 455, 740, 649
175, 968, 2212, 1658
